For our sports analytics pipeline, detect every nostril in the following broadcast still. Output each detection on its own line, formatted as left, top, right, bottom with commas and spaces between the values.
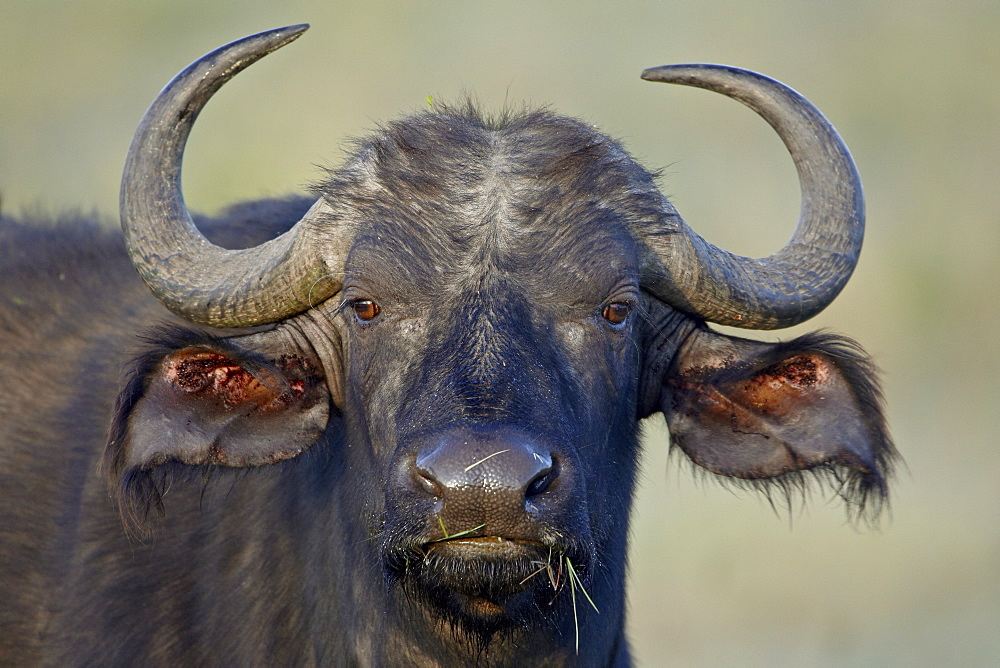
525, 458, 558, 498
414, 467, 443, 498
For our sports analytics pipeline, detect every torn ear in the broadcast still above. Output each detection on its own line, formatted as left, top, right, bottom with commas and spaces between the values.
661, 330, 896, 518
126, 346, 328, 468
104, 327, 330, 534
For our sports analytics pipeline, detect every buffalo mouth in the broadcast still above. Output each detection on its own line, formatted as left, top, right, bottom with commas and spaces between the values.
425, 535, 543, 558
386, 533, 586, 626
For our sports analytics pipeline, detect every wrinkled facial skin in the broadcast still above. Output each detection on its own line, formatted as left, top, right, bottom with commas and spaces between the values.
340, 217, 641, 453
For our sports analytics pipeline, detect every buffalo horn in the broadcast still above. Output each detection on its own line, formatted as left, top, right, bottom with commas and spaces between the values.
121, 24, 344, 327
640, 64, 864, 329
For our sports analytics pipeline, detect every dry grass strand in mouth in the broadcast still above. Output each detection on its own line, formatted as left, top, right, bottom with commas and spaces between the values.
565, 556, 599, 654
431, 518, 487, 543
420, 525, 601, 654
516, 548, 600, 655
519, 546, 560, 589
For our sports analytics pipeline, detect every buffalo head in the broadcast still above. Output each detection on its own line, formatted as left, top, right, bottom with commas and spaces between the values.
104, 25, 894, 660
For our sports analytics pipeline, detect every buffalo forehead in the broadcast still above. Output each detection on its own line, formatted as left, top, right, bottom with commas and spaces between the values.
345, 219, 636, 303
335, 108, 647, 299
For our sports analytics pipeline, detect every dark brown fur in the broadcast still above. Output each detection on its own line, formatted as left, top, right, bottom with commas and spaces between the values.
0, 107, 894, 666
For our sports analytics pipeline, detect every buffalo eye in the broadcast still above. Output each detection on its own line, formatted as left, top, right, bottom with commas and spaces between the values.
602, 301, 632, 325
351, 299, 380, 322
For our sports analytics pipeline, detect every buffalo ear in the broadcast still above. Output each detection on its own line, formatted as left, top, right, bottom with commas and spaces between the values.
661, 330, 895, 517
104, 328, 330, 533
125, 347, 328, 469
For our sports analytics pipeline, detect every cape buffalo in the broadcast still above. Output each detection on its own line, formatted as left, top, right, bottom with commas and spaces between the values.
0, 24, 895, 666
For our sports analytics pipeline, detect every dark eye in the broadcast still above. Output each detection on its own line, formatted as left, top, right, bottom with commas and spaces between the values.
351, 299, 380, 322
602, 301, 632, 325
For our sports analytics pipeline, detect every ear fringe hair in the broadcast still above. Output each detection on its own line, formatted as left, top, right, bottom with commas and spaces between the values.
101, 324, 281, 539
670, 330, 898, 528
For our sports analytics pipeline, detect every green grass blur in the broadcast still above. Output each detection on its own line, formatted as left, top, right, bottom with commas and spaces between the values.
2, 1, 997, 664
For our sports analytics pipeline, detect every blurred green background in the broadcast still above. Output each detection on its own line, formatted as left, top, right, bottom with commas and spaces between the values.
2, 1, 997, 664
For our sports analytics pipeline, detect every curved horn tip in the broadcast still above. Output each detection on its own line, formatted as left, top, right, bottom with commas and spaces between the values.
245, 23, 310, 49
641, 63, 773, 85
642, 63, 703, 81
262, 23, 310, 38
217, 25, 310, 57
272, 23, 310, 39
